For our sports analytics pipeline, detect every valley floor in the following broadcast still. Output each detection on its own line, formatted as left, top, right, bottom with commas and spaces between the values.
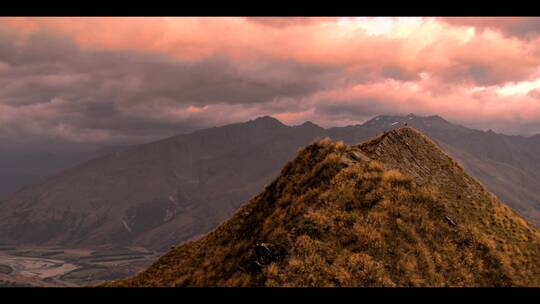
0, 245, 161, 287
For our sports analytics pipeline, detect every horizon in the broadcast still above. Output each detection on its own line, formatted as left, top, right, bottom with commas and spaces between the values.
0, 112, 536, 151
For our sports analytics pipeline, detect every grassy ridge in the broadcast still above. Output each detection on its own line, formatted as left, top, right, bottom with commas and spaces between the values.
109, 128, 540, 287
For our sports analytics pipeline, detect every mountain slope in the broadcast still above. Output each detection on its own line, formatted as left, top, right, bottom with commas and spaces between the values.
0, 117, 323, 250
110, 128, 540, 287
0, 145, 122, 200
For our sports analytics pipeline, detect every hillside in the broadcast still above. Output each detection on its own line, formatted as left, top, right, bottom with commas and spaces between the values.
328, 114, 540, 226
0, 145, 118, 200
0, 117, 322, 250
110, 128, 540, 287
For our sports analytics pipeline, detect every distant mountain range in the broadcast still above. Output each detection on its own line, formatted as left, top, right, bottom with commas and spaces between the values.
1, 114, 539, 251
109, 128, 540, 287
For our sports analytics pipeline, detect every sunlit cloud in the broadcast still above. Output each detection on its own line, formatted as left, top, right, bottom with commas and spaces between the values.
496, 77, 540, 96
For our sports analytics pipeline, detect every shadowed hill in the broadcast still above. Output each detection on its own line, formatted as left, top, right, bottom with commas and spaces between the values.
109, 128, 540, 287
0, 116, 322, 250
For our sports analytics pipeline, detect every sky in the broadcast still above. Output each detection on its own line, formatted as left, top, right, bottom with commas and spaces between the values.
1, 17, 540, 147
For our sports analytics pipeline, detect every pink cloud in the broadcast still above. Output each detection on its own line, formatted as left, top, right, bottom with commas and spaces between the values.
528, 89, 540, 99
2, 17, 540, 140
2, 17, 538, 84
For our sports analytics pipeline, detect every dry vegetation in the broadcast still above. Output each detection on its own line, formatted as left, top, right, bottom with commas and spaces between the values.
108, 128, 540, 287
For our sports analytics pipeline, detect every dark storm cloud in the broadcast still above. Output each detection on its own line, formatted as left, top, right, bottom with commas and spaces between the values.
435, 62, 505, 87
116, 57, 338, 105
382, 65, 420, 82
0, 27, 341, 144
0, 29, 79, 66
314, 98, 402, 120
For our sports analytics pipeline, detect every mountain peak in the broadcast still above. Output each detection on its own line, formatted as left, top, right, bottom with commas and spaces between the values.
424, 114, 449, 123
300, 121, 317, 127
252, 116, 285, 126
297, 121, 324, 130
357, 127, 453, 183
364, 114, 397, 125
359, 127, 432, 148
382, 127, 433, 143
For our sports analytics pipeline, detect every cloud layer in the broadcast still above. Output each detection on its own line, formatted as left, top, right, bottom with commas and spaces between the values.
1, 17, 540, 145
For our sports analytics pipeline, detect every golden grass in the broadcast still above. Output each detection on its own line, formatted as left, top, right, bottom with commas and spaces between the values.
108, 129, 540, 287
